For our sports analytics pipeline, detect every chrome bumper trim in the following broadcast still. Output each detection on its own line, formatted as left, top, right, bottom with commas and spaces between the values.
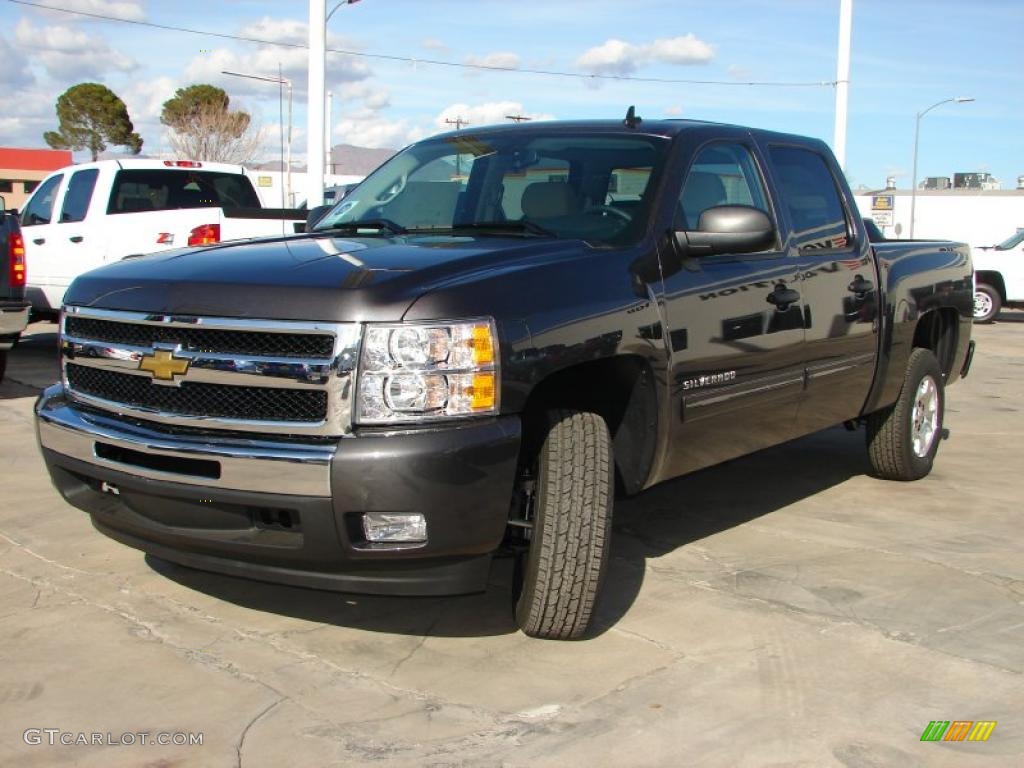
36, 386, 335, 497
0, 305, 30, 339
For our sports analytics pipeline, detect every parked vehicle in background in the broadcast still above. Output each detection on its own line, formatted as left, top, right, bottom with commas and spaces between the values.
20, 159, 307, 318
297, 182, 362, 212
37, 116, 974, 640
972, 230, 1024, 322
0, 196, 29, 381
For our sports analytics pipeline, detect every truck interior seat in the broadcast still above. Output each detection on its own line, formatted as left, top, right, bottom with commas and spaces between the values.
679, 172, 726, 229
521, 182, 583, 219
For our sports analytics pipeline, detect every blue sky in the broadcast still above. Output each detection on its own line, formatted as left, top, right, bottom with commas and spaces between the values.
0, 0, 1020, 189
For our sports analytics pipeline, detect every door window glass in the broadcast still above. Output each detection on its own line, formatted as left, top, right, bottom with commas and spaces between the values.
60, 169, 100, 223
678, 143, 769, 230
768, 146, 850, 250
20, 174, 63, 226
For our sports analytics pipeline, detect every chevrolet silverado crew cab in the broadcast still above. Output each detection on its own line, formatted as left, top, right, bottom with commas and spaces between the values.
972, 230, 1024, 322
20, 159, 305, 318
36, 116, 975, 640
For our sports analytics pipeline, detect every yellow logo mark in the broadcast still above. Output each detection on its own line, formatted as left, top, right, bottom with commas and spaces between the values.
138, 349, 190, 381
968, 721, 997, 742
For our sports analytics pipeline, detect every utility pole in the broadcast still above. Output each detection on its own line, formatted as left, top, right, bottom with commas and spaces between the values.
833, 0, 853, 170
326, 90, 333, 174
445, 117, 468, 177
306, 0, 327, 208
505, 114, 532, 123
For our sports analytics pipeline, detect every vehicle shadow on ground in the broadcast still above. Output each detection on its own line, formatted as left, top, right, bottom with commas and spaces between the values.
0, 326, 59, 401
150, 425, 869, 640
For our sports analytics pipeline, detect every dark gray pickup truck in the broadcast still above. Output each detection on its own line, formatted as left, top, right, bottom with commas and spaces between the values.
0, 198, 30, 381
36, 117, 974, 639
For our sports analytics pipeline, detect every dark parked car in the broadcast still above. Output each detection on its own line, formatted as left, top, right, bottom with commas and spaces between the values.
0, 197, 29, 381
37, 115, 974, 639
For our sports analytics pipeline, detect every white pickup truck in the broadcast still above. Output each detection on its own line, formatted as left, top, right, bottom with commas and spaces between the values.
973, 230, 1024, 322
20, 159, 306, 317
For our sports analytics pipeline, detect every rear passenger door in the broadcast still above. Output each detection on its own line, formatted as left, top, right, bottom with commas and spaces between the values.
765, 145, 879, 432
660, 141, 806, 478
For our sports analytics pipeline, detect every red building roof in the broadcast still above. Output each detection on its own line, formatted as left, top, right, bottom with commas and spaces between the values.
0, 147, 73, 172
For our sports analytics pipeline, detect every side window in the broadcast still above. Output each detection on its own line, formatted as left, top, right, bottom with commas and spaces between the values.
60, 169, 100, 223
20, 174, 63, 226
768, 146, 850, 250
678, 143, 768, 230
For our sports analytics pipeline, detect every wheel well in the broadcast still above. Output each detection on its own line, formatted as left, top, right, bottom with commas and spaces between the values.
912, 309, 958, 378
520, 356, 657, 496
975, 271, 1006, 301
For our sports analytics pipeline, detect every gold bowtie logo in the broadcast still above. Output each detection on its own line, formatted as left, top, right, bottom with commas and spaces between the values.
138, 349, 190, 381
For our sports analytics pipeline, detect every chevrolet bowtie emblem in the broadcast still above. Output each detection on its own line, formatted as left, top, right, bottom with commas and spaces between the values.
138, 349, 190, 381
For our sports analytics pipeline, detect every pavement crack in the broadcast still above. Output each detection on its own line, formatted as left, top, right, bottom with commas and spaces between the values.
236, 697, 286, 768
390, 616, 439, 677
0, 528, 96, 575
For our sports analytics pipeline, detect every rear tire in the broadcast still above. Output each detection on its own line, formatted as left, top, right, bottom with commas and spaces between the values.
515, 410, 613, 640
866, 348, 944, 481
973, 283, 1001, 323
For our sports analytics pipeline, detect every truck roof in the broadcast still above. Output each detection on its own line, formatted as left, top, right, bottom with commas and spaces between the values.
426, 118, 829, 151
43, 158, 249, 176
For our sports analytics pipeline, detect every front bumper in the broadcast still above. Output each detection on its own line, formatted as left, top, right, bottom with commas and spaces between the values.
0, 300, 29, 348
36, 385, 522, 595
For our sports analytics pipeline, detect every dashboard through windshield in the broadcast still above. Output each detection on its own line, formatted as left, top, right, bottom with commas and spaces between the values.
314, 131, 670, 246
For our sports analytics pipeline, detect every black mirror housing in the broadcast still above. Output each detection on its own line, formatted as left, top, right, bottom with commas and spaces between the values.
675, 205, 775, 256
305, 205, 333, 233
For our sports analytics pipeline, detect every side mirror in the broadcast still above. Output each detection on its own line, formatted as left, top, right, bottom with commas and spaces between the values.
305, 205, 333, 232
674, 205, 775, 256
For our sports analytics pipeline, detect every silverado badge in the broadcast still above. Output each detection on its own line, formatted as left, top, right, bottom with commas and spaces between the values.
138, 349, 190, 381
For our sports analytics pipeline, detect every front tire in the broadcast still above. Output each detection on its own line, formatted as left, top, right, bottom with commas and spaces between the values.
866, 348, 944, 481
515, 410, 613, 640
973, 283, 1001, 323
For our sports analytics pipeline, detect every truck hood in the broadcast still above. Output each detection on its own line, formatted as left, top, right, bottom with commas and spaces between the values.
63, 233, 589, 322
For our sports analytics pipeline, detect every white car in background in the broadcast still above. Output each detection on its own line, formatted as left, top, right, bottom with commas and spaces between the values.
973, 230, 1024, 322
20, 159, 305, 317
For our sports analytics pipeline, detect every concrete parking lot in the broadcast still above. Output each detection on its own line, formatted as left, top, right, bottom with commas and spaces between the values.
1, 316, 1022, 767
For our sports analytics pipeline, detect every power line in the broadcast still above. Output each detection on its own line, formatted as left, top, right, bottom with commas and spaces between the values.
6, 0, 837, 88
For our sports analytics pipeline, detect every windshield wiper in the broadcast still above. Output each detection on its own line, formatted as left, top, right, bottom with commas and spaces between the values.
439, 220, 556, 238
316, 218, 407, 236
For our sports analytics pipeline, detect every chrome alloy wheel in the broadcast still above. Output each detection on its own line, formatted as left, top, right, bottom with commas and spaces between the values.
973, 290, 993, 319
911, 375, 939, 458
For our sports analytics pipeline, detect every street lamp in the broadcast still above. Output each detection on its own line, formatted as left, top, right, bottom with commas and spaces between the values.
223, 69, 293, 207
910, 96, 974, 238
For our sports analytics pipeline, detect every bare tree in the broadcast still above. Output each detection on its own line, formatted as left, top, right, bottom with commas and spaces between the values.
165, 102, 263, 165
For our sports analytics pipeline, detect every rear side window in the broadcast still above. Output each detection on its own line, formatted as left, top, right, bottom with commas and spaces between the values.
107, 170, 260, 214
60, 169, 100, 223
20, 174, 63, 226
768, 146, 850, 249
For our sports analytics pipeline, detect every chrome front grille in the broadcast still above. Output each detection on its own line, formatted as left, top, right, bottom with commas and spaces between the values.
61, 306, 361, 436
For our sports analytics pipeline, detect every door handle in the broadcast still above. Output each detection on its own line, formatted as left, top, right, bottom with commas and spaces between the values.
69, 236, 84, 243
32, 238, 45, 245
847, 275, 874, 295
766, 284, 800, 311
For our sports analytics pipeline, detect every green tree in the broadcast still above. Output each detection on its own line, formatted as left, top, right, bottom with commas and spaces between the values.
44, 83, 143, 161
160, 85, 257, 163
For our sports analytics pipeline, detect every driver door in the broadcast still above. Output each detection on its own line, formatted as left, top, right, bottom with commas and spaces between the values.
660, 141, 805, 478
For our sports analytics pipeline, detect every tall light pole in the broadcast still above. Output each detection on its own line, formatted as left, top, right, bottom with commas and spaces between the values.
309, 0, 362, 206
910, 96, 974, 237
223, 69, 292, 207
833, 0, 853, 170
306, 0, 327, 208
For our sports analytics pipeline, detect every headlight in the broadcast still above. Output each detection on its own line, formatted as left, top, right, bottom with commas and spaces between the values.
356, 318, 499, 424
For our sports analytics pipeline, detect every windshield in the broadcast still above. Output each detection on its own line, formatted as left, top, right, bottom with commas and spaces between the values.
994, 230, 1024, 250
314, 130, 670, 246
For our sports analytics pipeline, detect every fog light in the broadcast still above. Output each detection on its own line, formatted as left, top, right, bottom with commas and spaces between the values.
362, 512, 427, 543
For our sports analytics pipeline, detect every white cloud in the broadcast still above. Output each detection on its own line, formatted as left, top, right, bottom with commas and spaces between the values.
576, 35, 714, 76
434, 102, 555, 131
664, 105, 684, 116
464, 52, 521, 70
420, 38, 449, 53
34, 0, 145, 22
15, 18, 136, 79
727, 64, 752, 79
0, 34, 34, 88
333, 116, 421, 149
337, 83, 391, 111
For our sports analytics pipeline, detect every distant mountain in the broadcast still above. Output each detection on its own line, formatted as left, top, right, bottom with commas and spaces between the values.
253, 144, 397, 176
